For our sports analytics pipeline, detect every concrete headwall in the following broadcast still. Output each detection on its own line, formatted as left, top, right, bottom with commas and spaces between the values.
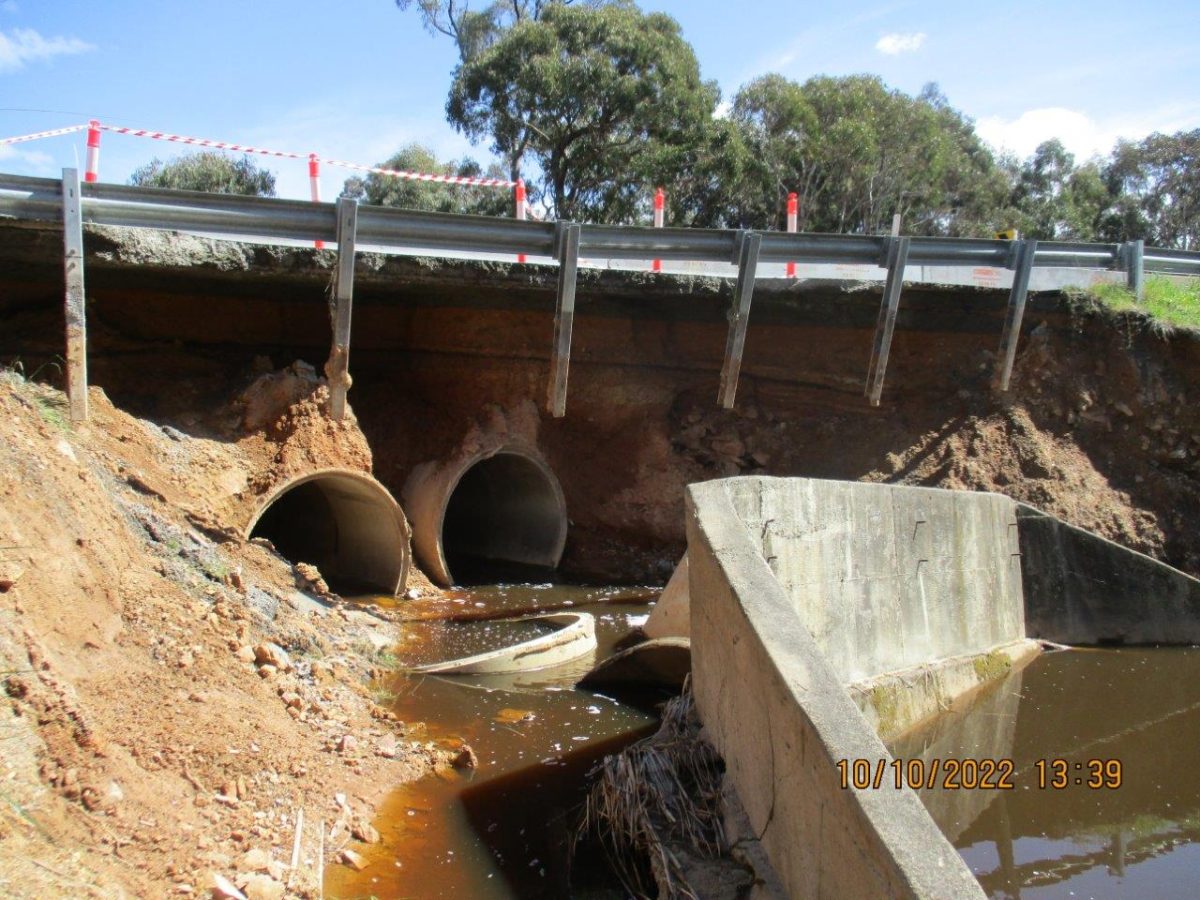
722, 477, 1026, 683
687, 479, 984, 898
1017, 503, 1200, 644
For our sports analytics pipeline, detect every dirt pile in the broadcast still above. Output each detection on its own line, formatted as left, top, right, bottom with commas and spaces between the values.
864, 312, 1200, 573
0, 371, 450, 899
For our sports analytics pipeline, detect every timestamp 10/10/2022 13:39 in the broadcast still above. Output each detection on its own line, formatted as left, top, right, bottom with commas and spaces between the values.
836, 757, 1124, 792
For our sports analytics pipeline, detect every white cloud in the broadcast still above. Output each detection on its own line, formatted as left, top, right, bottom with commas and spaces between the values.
0, 27, 93, 73
0, 142, 56, 172
875, 32, 926, 55
974, 105, 1200, 161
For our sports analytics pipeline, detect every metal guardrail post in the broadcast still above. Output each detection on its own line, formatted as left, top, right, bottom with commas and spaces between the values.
61, 168, 88, 422
865, 236, 910, 407
1124, 239, 1145, 301
718, 231, 762, 409
325, 196, 358, 421
548, 222, 581, 418
995, 239, 1038, 392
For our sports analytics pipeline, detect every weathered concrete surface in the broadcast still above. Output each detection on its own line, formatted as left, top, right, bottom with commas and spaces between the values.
886, 662, 1027, 844
643, 554, 689, 639
1017, 503, 1200, 644
577, 637, 691, 691
245, 468, 411, 595
848, 638, 1040, 741
402, 430, 566, 587
688, 479, 984, 899
405, 612, 595, 675
723, 477, 1026, 683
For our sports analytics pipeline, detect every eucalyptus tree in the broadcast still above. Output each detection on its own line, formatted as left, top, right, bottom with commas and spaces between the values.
445, 2, 719, 222
340, 143, 510, 216
129, 152, 276, 196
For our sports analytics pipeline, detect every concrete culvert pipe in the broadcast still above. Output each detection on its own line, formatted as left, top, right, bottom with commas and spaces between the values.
246, 469, 411, 595
404, 447, 567, 587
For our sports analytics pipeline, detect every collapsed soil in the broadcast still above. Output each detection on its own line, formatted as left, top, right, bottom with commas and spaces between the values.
0, 371, 455, 899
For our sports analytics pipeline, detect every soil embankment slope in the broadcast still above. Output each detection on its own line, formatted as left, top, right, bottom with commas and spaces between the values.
0, 372, 450, 899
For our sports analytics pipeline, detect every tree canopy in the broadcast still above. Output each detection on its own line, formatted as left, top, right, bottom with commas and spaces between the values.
340, 143, 510, 216
128, 152, 276, 196
391, 1, 1197, 247
395, 0, 617, 61
446, 2, 718, 222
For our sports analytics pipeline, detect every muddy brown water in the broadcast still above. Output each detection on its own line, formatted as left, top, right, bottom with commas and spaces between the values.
326, 584, 663, 899
890, 647, 1200, 899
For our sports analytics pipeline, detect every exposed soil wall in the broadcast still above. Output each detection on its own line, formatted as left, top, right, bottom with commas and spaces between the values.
2, 222, 1198, 587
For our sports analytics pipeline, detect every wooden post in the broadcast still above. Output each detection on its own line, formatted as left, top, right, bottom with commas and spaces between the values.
547, 222, 581, 417
865, 235, 910, 407
718, 231, 762, 409
62, 167, 88, 422
325, 197, 358, 421
995, 239, 1038, 392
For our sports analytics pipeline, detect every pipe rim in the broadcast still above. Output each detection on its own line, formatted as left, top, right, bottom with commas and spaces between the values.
244, 467, 412, 595
433, 444, 567, 587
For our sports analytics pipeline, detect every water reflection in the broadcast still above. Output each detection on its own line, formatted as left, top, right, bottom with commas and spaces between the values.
891, 648, 1200, 898
326, 585, 663, 899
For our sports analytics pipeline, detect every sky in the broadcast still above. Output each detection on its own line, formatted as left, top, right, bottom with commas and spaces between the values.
1, 0, 1198, 202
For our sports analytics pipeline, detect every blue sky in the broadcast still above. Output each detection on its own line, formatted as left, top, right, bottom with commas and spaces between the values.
2, 0, 1198, 202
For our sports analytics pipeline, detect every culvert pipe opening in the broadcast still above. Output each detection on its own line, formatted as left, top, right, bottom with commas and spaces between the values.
407, 449, 567, 587
246, 470, 411, 596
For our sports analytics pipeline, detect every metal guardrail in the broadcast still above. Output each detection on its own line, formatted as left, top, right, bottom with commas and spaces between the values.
2, 170, 1197, 420
2, 172, 1198, 276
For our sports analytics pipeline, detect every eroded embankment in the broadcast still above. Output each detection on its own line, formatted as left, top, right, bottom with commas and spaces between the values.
2, 225, 1200, 585
1, 223, 1197, 587
0, 371, 454, 899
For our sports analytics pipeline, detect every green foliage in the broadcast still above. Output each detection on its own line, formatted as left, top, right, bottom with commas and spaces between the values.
446, 2, 718, 222
340, 143, 509, 216
396, 0, 621, 61
1076, 276, 1200, 330
1102, 130, 1200, 249
129, 151, 277, 197
724, 76, 1005, 236
397, 3, 1198, 241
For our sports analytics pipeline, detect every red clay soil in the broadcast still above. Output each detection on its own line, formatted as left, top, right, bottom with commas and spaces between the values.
0, 371, 453, 900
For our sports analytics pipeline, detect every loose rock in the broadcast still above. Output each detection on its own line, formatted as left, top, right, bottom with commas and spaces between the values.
253, 643, 291, 672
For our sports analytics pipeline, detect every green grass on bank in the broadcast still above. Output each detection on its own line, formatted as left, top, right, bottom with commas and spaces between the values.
1077, 276, 1200, 330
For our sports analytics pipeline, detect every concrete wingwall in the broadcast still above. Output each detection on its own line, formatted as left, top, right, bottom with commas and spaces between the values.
721, 477, 1026, 683
685, 475, 1200, 898
1017, 503, 1200, 644
687, 478, 985, 899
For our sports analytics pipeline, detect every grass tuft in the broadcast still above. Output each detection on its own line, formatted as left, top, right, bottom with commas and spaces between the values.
1075, 276, 1200, 330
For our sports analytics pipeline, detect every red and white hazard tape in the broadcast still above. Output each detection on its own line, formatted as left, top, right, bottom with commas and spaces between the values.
0, 120, 518, 190
0, 124, 87, 146
96, 124, 305, 161
322, 157, 516, 188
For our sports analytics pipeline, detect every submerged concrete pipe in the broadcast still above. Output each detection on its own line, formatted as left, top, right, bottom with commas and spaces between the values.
246, 468, 411, 595
403, 445, 567, 587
